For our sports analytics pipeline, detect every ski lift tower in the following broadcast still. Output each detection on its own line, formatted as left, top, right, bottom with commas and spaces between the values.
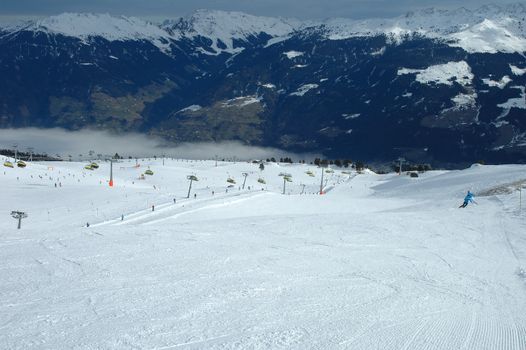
27, 147, 34, 162
11, 211, 27, 229
278, 173, 292, 194
12, 144, 18, 162
397, 157, 406, 175
319, 162, 328, 195
242, 173, 249, 189
187, 175, 198, 198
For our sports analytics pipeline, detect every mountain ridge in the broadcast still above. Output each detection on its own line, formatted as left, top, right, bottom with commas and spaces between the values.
1, 4, 526, 164
2, 3, 526, 54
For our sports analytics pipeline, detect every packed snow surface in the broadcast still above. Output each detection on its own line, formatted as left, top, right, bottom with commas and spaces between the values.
398, 61, 474, 86
1, 158, 526, 349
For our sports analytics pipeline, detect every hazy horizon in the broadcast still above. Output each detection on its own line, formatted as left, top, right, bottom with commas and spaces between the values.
0, 1, 523, 21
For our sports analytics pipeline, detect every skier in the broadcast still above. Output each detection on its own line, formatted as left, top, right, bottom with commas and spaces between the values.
459, 191, 475, 208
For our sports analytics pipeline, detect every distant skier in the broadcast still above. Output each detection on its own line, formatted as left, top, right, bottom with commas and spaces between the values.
86, 222, 90, 227
459, 191, 475, 208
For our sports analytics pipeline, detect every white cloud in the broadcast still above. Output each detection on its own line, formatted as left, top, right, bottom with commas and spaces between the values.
0, 128, 319, 161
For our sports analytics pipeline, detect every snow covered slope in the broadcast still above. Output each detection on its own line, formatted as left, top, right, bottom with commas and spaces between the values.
6, 13, 175, 52
2, 4, 526, 53
322, 4, 526, 53
164, 10, 302, 54
1, 157, 526, 348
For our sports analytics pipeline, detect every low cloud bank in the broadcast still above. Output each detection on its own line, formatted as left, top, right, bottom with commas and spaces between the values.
0, 128, 319, 161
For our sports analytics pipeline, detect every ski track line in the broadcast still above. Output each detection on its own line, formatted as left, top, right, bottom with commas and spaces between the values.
112, 193, 247, 225
90, 191, 261, 227
151, 333, 234, 349
143, 192, 270, 226
459, 307, 478, 350
339, 308, 455, 348
399, 318, 431, 350
89, 200, 176, 227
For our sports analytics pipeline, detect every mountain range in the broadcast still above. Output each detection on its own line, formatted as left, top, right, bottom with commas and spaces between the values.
1, 4, 526, 164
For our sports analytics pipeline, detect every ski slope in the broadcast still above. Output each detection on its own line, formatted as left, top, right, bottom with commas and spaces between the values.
1, 158, 526, 349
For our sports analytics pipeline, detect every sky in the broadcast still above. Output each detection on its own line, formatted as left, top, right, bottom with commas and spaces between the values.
0, 0, 518, 20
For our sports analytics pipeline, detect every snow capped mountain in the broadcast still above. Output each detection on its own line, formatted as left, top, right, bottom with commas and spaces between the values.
320, 3, 526, 53
163, 10, 302, 54
451, 18, 526, 53
16, 13, 172, 41
1, 13, 175, 52
1, 4, 526, 163
2, 4, 526, 54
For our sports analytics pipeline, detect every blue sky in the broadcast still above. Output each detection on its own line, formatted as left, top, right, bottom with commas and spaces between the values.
0, 0, 517, 19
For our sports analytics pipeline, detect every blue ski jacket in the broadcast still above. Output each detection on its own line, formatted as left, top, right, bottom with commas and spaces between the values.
464, 191, 474, 203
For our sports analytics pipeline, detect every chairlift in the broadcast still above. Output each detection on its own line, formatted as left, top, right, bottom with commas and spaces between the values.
187, 175, 198, 181
90, 162, 99, 169
306, 170, 315, 177
227, 178, 236, 184
84, 164, 94, 170
257, 178, 266, 184
145, 169, 154, 176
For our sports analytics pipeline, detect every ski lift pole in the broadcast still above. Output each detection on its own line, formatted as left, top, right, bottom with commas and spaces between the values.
398, 157, 405, 175
187, 178, 193, 198
282, 176, 286, 195
186, 175, 198, 198
13, 144, 18, 163
520, 185, 522, 212
320, 168, 324, 195
109, 159, 114, 187
242, 173, 248, 189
